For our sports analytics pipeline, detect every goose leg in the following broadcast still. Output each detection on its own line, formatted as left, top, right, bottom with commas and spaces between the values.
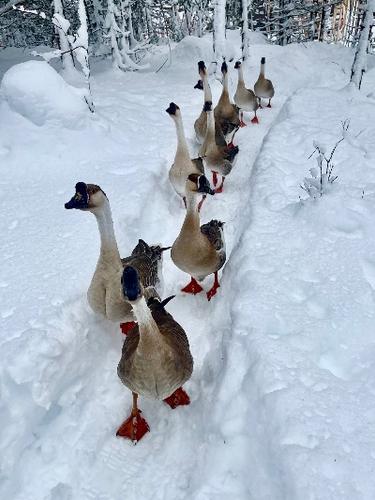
212, 171, 218, 187
251, 110, 259, 124
183, 196, 187, 209
258, 97, 263, 109
116, 392, 150, 443
120, 321, 137, 335
164, 387, 191, 409
197, 195, 206, 212
267, 98, 272, 108
215, 176, 225, 194
181, 277, 203, 295
206, 271, 220, 301
239, 111, 247, 128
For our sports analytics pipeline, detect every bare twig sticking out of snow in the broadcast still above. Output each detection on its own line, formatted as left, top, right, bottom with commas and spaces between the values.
301, 120, 350, 199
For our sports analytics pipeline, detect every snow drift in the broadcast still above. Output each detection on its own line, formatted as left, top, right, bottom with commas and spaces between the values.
0, 60, 88, 127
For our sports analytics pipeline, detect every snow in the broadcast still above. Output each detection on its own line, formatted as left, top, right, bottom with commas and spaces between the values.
0, 60, 88, 127
1, 32, 375, 500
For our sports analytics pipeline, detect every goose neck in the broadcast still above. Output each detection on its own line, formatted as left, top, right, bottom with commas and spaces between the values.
174, 115, 189, 156
94, 201, 121, 261
132, 296, 161, 348
202, 73, 212, 102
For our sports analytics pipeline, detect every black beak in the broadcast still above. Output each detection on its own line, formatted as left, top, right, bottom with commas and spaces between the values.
160, 295, 176, 308
160, 246, 172, 252
121, 266, 141, 302
65, 182, 89, 209
198, 175, 215, 195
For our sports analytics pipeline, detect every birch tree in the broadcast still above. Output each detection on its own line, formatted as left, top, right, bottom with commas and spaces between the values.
213, 0, 226, 73
350, 0, 375, 88
241, 0, 250, 61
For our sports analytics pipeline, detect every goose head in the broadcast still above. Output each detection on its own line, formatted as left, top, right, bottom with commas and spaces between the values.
187, 173, 215, 196
65, 182, 107, 212
166, 102, 181, 121
234, 61, 242, 70
221, 61, 228, 75
121, 265, 142, 302
203, 101, 213, 113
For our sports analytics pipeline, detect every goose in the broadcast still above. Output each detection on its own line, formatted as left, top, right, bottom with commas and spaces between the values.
234, 60, 259, 126
116, 266, 193, 443
199, 101, 239, 193
254, 57, 275, 108
64, 182, 169, 334
193, 60, 213, 144
166, 102, 207, 212
214, 61, 240, 143
171, 174, 226, 301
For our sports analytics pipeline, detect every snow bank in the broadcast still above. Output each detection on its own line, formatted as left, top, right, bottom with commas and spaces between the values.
170, 36, 213, 69
0, 60, 88, 127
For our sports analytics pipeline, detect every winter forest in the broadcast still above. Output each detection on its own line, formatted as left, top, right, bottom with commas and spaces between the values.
1, 0, 375, 499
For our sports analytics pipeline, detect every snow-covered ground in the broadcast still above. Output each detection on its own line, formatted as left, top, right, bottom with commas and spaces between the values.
1, 31, 375, 499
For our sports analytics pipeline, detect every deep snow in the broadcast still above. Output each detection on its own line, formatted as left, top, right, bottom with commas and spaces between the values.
1, 31, 375, 500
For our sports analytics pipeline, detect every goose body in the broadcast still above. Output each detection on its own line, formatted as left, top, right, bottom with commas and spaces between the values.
214, 61, 240, 141
116, 266, 193, 442
254, 57, 275, 107
64, 183, 167, 323
234, 61, 259, 125
171, 174, 225, 300
199, 101, 239, 192
166, 103, 204, 202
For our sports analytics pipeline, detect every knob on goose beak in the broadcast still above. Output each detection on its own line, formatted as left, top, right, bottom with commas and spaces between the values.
194, 79, 204, 90
198, 61, 206, 72
166, 102, 179, 115
198, 174, 215, 195
121, 266, 142, 302
234, 61, 241, 69
65, 182, 89, 210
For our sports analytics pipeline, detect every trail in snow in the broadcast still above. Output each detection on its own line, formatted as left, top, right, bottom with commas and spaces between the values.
1, 32, 374, 500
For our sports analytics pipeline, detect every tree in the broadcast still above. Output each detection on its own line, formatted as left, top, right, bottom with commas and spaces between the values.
350, 0, 375, 88
213, 0, 226, 73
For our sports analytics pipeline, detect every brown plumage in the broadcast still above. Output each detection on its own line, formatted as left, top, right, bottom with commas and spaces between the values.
214, 61, 240, 141
254, 57, 275, 108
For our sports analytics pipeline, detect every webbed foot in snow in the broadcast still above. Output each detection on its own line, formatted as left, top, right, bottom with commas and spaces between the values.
206, 272, 220, 301
181, 277, 203, 295
239, 120, 247, 127
164, 387, 190, 409
251, 115, 259, 124
116, 409, 149, 443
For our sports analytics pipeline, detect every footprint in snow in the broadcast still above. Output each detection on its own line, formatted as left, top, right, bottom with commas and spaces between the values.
1, 307, 16, 319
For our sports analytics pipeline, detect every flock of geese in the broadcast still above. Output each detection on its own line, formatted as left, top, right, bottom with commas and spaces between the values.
64, 56, 275, 443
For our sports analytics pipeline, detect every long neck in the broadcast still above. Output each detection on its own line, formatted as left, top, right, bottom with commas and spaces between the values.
222, 71, 229, 94
260, 62, 265, 77
132, 296, 161, 350
202, 72, 212, 103
94, 201, 121, 262
205, 109, 215, 142
237, 66, 245, 86
181, 191, 200, 234
174, 114, 190, 160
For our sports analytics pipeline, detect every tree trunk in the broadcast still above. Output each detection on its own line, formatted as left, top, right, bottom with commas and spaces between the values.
350, 0, 375, 88
213, 0, 226, 71
53, 0, 75, 74
241, 0, 250, 61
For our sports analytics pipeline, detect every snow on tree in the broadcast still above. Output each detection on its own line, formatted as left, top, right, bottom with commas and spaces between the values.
241, 0, 250, 61
350, 0, 375, 89
53, 0, 75, 75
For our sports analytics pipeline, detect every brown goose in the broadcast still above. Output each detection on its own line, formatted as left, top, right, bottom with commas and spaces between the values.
64, 183, 169, 334
214, 61, 240, 143
199, 101, 239, 193
234, 60, 259, 126
116, 266, 193, 443
254, 57, 275, 108
171, 174, 226, 301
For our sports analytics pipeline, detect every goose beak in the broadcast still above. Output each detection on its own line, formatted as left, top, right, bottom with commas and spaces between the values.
198, 175, 215, 195
160, 246, 172, 252
194, 79, 204, 90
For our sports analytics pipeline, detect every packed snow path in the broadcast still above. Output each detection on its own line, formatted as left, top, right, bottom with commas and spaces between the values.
1, 36, 375, 499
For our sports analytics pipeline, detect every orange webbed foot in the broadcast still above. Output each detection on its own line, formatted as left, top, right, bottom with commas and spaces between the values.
164, 387, 190, 409
239, 120, 247, 127
181, 277, 203, 295
251, 115, 259, 124
120, 321, 137, 335
116, 409, 149, 443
